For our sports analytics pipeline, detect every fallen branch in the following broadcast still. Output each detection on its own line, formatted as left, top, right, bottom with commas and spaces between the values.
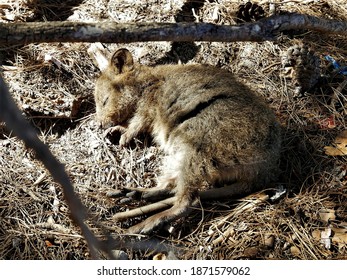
1, 13, 347, 45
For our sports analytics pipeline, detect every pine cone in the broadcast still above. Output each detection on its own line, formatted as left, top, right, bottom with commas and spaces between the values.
281, 45, 321, 96
236, 2, 265, 23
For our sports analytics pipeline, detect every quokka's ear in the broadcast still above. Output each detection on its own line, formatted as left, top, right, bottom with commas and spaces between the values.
111, 48, 134, 74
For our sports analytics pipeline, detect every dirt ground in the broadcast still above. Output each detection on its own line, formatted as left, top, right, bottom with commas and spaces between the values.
1, 0, 347, 260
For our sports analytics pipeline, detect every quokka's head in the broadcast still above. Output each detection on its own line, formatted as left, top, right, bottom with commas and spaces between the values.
94, 48, 139, 128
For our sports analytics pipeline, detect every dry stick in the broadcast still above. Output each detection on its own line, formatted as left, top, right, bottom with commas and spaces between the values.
1, 13, 347, 45
0, 74, 102, 259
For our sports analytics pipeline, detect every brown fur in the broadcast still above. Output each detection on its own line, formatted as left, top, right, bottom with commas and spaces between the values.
94, 48, 281, 234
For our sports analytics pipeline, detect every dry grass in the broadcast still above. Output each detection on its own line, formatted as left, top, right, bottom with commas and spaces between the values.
1, 0, 347, 259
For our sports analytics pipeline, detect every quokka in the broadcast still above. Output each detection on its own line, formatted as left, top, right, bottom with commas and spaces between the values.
93, 48, 281, 234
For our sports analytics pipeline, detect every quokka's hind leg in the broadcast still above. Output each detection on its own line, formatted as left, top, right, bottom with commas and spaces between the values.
111, 184, 230, 223
127, 192, 197, 234
124, 171, 199, 234
112, 174, 180, 224
121, 174, 177, 201
113, 182, 252, 233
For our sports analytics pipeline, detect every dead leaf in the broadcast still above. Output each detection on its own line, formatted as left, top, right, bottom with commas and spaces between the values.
243, 247, 259, 258
318, 208, 336, 223
324, 130, 347, 156
263, 233, 275, 248
312, 229, 321, 241
332, 228, 347, 247
153, 251, 178, 260
45, 240, 53, 247
319, 115, 336, 129
153, 253, 167, 260
290, 246, 301, 256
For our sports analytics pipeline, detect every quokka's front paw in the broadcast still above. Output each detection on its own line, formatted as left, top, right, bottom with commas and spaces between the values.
102, 125, 133, 147
119, 132, 133, 147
